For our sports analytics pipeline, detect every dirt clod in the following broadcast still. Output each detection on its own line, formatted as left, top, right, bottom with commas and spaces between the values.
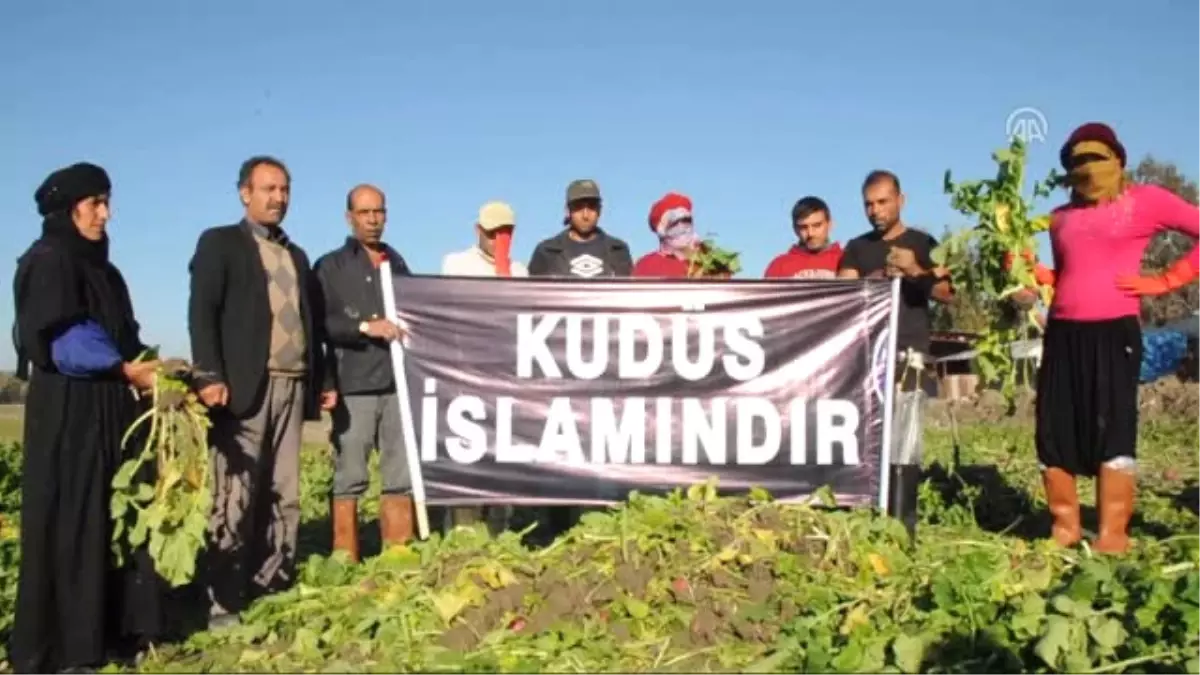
614, 563, 652, 596
689, 607, 720, 645
714, 526, 736, 548
925, 380, 1198, 427
439, 624, 477, 650
756, 507, 784, 530
709, 568, 736, 589
780, 598, 797, 623
747, 578, 774, 604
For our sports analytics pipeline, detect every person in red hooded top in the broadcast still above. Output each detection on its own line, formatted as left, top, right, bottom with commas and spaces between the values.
764, 196, 843, 278
632, 192, 716, 278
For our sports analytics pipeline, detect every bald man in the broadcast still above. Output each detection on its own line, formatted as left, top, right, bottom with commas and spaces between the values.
313, 184, 415, 562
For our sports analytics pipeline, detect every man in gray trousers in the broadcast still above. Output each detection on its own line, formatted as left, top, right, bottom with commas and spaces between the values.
189, 156, 337, 626
313, 183, 413, 562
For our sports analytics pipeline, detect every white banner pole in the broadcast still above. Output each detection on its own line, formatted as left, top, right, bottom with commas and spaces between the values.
379, 259, 430, 540
877, 277, 902, 514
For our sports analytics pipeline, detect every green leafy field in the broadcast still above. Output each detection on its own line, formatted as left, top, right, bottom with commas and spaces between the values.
0, 406, 1197, 673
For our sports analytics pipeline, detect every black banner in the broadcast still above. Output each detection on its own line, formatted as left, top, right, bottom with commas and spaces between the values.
390, 277, 899, 508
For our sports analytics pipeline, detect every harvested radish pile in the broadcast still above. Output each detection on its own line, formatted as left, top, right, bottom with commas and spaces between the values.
137, 481, 1199, 674
110, 357, 213, 588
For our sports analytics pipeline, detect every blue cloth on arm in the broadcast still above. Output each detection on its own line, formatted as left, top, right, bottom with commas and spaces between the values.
1140, 329, 1189, 384
50, 319, 122, 378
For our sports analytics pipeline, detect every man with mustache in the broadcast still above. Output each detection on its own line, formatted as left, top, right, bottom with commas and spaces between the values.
188, 156, 337, 625
314, 184, 414, 562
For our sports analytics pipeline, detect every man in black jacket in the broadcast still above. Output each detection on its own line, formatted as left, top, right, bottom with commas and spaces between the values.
527, 179, 633, 278
188, 155, 337, 625
525, 179, 632, 544
313, 183, 413, 562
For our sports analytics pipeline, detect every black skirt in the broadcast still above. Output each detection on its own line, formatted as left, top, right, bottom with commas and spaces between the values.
1035, 315, 1143, 476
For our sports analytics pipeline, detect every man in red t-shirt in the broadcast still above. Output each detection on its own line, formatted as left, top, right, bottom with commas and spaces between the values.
632, 192, 706, 278
763, 196, 843, 278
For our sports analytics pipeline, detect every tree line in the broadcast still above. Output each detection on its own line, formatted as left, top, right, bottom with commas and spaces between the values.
0, 374, 25, 404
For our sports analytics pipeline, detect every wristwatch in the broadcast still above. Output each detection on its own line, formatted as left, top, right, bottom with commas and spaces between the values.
359, 320, 370, 334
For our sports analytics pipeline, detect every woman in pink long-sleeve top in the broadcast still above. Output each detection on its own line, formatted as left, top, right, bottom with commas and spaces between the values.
1017, 122, 1199, 554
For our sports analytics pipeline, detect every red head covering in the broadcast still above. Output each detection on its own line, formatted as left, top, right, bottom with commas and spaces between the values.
1059, 122, 1127, 169
648, 192, 693, 233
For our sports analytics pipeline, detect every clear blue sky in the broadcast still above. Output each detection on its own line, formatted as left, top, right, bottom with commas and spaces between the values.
1, 1, 1196, 367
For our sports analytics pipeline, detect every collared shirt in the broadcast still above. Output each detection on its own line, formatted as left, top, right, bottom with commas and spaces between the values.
244, 217, 291, 246
313, 237, 412, 395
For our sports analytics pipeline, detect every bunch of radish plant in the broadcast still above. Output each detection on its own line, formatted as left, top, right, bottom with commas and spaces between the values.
935, 137, 1064, 409
110, 354, 213, 587
687, 236, 742, 278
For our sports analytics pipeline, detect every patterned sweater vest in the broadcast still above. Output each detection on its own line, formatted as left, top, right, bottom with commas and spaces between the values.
253, 233, 308, 377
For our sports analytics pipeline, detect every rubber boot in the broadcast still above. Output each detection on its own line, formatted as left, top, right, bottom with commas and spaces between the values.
1094, 464, 1136, 554
331, 498, 359, 562
1042, 467, 1082, 547
380, 494, 415, 548
450, 507, 481, 526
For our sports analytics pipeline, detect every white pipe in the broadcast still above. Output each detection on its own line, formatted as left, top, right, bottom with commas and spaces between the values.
379, 259, 430, 540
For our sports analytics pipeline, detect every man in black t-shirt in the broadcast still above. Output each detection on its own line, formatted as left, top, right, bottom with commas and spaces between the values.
838, 170, 952, 386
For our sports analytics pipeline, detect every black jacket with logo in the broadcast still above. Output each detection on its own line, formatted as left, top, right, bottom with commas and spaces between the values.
313, 237, 411, 395
527, 228, 633, 278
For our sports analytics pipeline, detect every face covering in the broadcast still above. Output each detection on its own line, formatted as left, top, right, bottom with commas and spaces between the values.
657, 209, 699, 258
493, 229, 513, 276
1068, 140, 1125, 203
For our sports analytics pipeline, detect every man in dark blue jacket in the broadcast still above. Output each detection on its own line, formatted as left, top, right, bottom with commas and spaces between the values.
314, 183, 413, 562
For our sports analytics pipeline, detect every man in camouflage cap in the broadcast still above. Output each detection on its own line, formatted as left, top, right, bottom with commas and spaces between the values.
527, 179, 632, 278
522, 180, 632, 544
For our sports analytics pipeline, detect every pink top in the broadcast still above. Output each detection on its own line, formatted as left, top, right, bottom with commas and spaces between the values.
1049, 184, 1199, 320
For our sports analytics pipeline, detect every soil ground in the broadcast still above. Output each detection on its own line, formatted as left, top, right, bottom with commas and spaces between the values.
924, 379, 1199, 428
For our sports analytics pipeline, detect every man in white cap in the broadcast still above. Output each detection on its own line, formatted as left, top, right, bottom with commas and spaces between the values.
438, 201, 526, 534
442, 201, 528, 277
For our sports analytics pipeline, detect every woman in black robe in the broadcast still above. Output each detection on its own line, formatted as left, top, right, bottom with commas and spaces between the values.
9, 162, 168, 673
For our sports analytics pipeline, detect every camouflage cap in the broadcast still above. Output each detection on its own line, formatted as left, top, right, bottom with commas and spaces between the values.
565, 179, 601, 204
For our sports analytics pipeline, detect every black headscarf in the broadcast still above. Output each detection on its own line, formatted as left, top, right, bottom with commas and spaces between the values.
33, 162, 112, 263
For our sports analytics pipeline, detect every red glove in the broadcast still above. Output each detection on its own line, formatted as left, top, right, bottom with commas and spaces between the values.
1002, 250, 1036, 268
1032, 265, 1056, 288
1116, 254, 1199, 297
1003, 250, 1056, 288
